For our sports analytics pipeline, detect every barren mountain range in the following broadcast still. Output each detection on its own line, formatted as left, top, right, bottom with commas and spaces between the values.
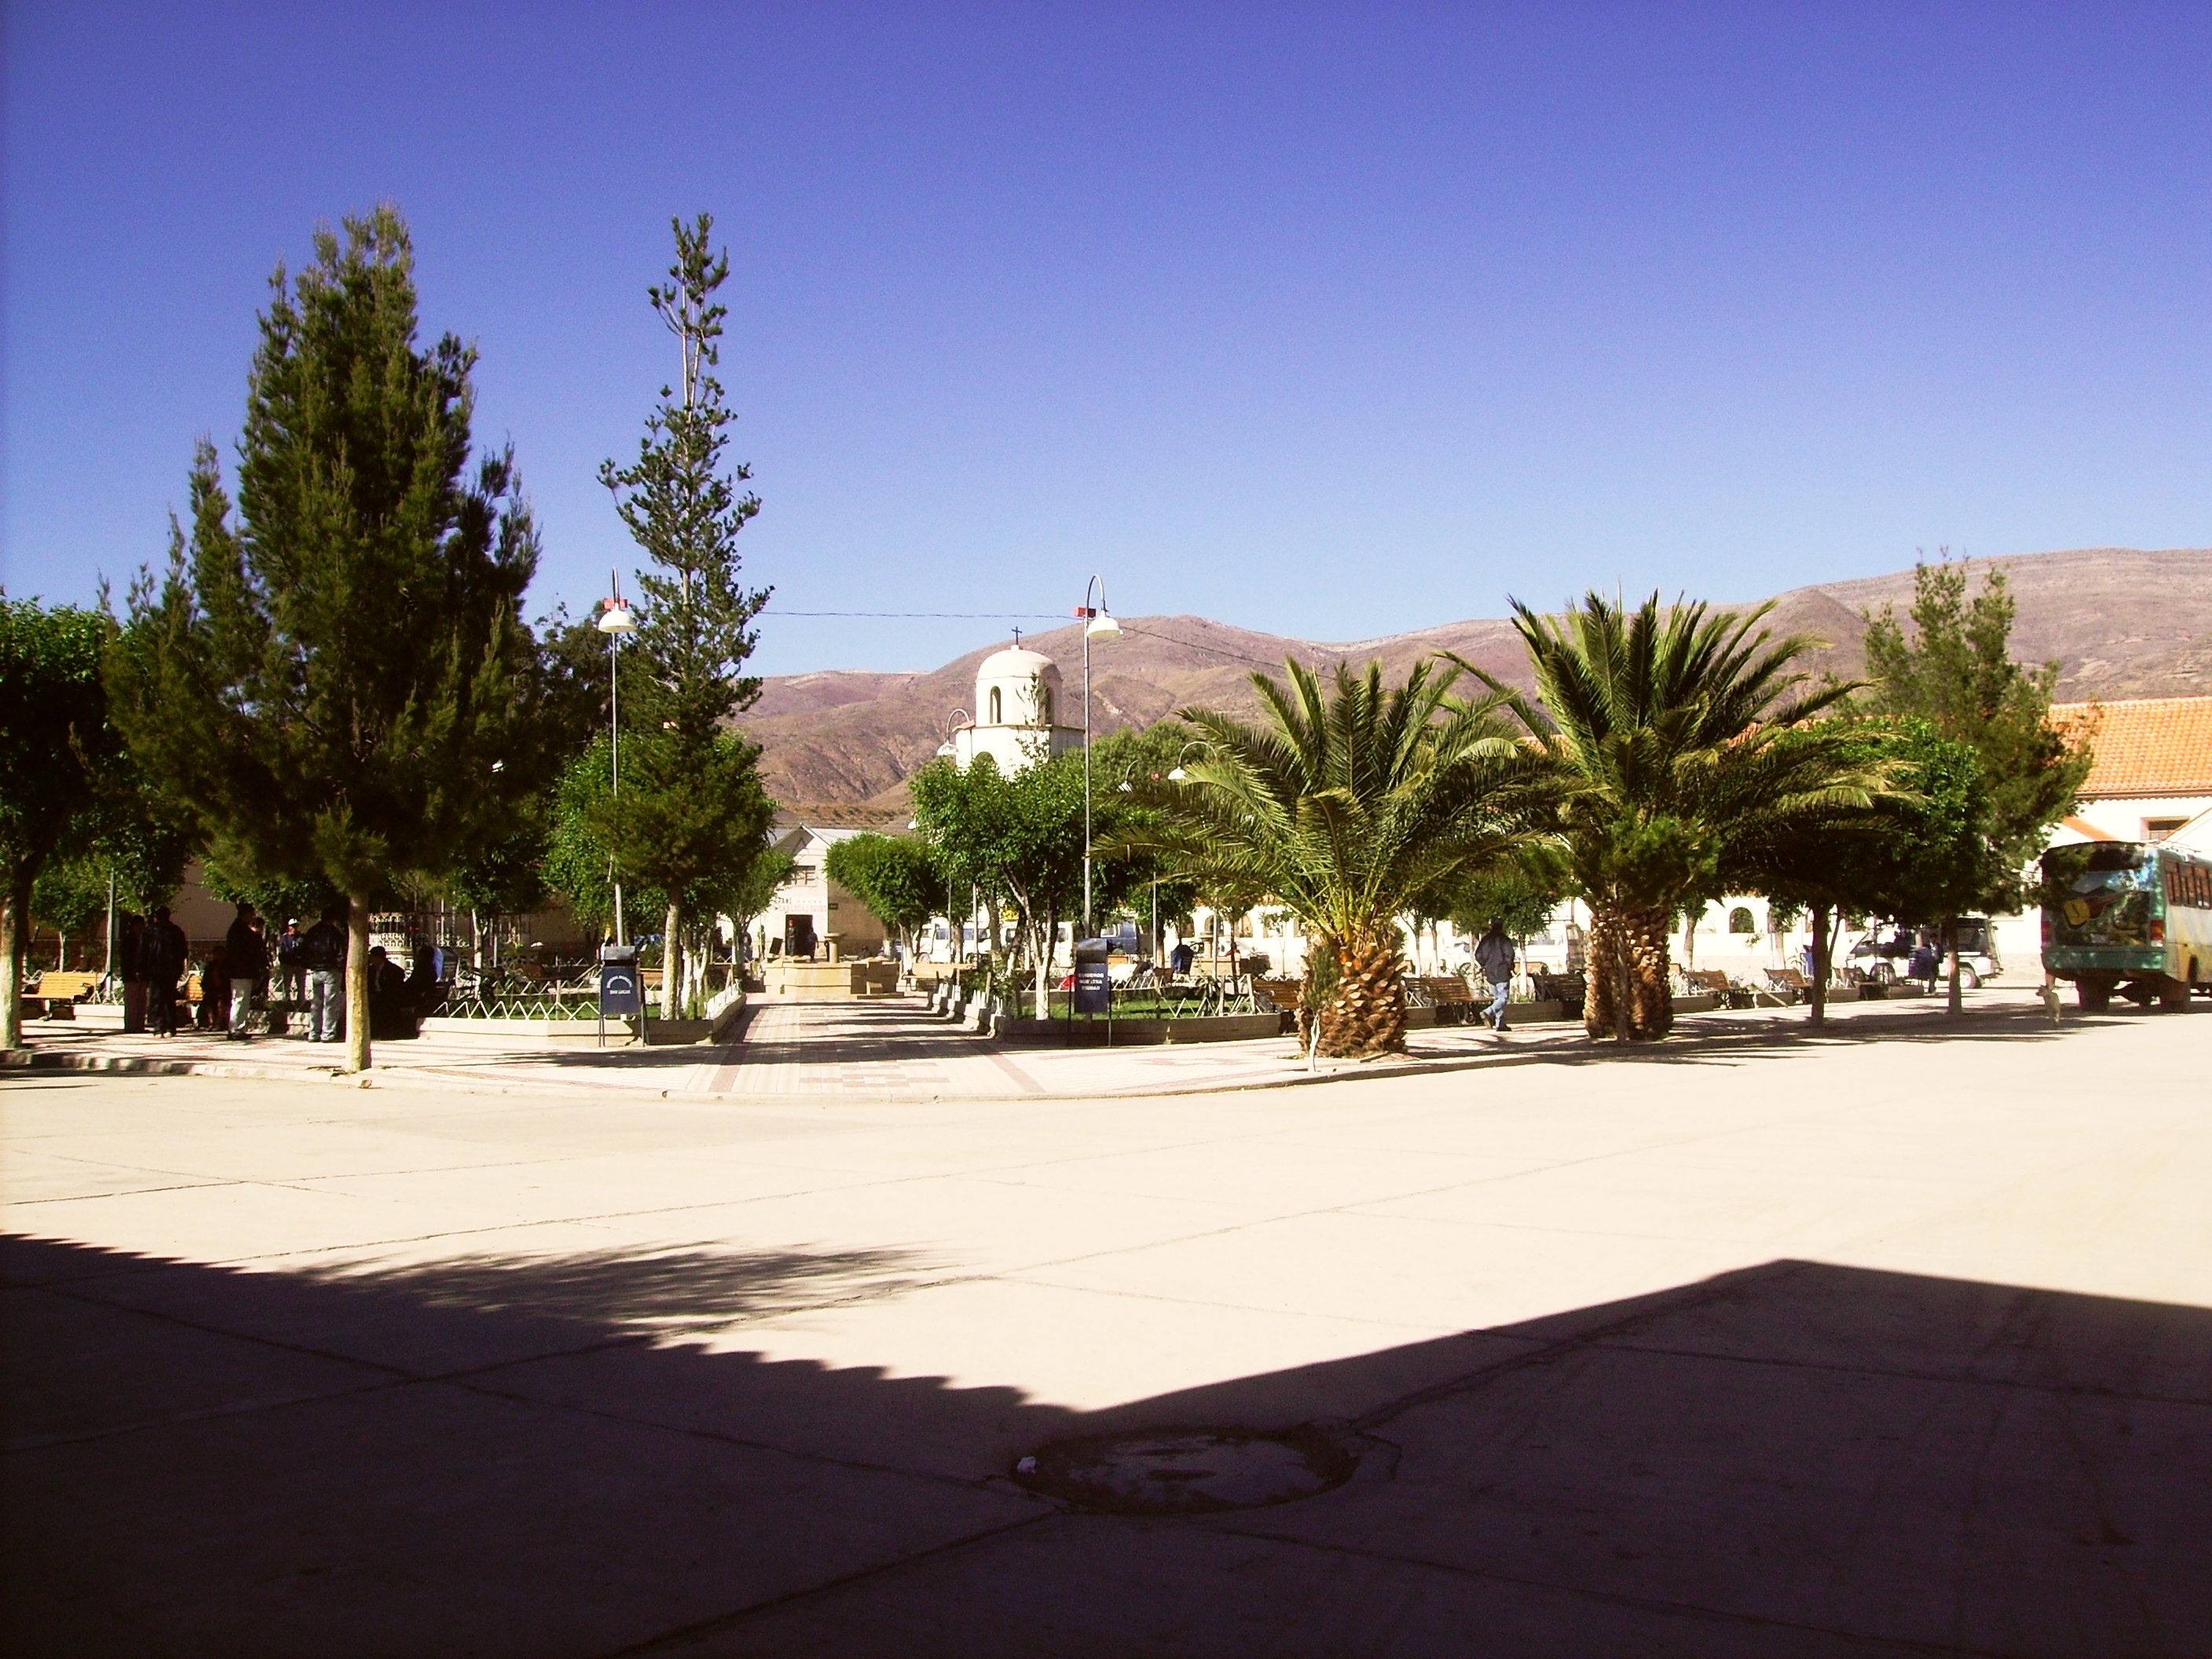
745, 547, 2212, 813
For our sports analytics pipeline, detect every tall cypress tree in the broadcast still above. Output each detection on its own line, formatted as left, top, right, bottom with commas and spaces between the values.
599, 214, 775, 1017
108, 206, 555, 1070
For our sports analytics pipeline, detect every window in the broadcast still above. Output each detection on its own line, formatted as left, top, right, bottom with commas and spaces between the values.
988, 687, 1002, 724
1038, 685, 1053, 727
1728, 906, 1756, 935
2146, 818, 2185, 843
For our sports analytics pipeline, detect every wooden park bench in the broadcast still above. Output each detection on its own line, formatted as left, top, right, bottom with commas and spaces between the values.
1418, 976, 1478, 1024
1250, 977, 1305, 1034
1763, 967, 1812, 1004
1530, 969, 1587, 1007
1683, 969, 1734, 997
23, 970, 101, 1017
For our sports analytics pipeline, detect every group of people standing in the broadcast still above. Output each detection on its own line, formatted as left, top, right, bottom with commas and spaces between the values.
117, 903, 353, 1041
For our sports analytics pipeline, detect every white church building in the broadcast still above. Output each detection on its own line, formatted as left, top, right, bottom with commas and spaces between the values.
939, 641, 1086, 775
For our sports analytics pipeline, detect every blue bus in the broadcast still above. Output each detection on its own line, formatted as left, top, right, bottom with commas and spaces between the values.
2041, 840, 2212, 1011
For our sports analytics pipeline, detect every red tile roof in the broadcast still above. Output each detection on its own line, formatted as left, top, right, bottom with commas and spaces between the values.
2050, 696, 2212, 799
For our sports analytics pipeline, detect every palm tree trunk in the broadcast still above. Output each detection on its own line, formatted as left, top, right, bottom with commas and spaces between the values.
1319, 931, 1404, 1057
1585, 903, 1675, 1041
1625, 906, 1675, 1039
1584, 906, 1626, 1040
1808, 901, 1830, 1028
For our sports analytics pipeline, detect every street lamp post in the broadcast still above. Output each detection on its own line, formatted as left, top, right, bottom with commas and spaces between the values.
596, 578, 638, 945
1163, 742, 1216, 969
1076, 576, 1121, 936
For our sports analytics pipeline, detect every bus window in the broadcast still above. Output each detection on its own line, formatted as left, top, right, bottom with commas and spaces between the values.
2041, 844, 2158, 948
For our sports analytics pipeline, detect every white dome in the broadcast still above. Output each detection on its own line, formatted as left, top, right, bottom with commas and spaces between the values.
976, 646, 1061, 683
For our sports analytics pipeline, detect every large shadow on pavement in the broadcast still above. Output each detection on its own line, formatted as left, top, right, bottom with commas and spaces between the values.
6, 1234, 2207, 1657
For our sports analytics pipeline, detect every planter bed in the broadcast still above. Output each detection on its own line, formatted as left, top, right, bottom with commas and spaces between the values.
418, 1016, 635, 1046
994, 1013, 1284, 1046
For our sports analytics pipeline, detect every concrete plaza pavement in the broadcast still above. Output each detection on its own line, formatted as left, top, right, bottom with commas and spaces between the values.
4, 994, 2208, 1655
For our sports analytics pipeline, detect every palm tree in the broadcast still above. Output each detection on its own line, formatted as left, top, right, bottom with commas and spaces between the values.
1111, 657, 1558, 1057
1459, 593, 1888, 1042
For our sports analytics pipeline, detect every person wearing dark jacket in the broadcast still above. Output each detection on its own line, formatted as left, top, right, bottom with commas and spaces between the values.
144, 907, 189, 1036
1474, 921, 1516, 1032
224, 903, 269, 1039
300, 907, 347, 1043
366, 946, 413, 1038
119, 913, 147, 1034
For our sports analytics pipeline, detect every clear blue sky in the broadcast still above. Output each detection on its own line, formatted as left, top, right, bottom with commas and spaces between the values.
5, 2, 2207, 676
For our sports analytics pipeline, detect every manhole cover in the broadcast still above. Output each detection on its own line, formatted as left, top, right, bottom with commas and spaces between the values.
1013, 1426, 1357, 1515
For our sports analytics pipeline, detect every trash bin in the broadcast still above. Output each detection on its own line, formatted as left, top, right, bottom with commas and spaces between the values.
598, 944, 642, 1044
1073, 939, 1111, 1016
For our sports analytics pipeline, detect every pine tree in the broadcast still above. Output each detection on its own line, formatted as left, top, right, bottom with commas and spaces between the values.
107, 206, 558, 1070
598, 214, 775, 1017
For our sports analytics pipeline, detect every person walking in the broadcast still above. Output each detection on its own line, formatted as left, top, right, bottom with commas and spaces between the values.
301, 905, 347, 1043
1474, 918, 1516, 1033
225, 902, 269, 1040
145, 906, 188, 1036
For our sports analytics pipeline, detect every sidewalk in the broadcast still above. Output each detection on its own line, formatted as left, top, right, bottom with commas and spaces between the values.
9, 984, 2078, 1101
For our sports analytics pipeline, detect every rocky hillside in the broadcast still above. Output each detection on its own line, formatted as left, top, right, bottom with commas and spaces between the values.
746, 546, 2212, 810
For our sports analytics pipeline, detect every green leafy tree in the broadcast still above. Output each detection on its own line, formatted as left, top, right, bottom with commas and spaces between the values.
1444, 843, 1572, 965
2, 600, 121, 1043
30, 858, 108, 972
544, 740, 664, 939
1468, 594, 1892, 1042
445, 814, 552, 969
28, 746, 201, 979
1860, 555, 2092, 1010
598, 213, 775, 1017
533, 604, 628, 764
106, 207, 557, 1071
1745, 717, 1987, 1026
825, 833, 943, 958
909, 752, 1090, 1017
1088, 722, 1204, 951
1111, 657, 1558, 1056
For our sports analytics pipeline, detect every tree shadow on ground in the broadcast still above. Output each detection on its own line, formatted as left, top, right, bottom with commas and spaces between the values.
6, 1235, 2207, 1657
1401, 1002, 2115, 1074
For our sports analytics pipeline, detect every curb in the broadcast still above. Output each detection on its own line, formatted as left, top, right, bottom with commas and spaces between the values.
5, 998, 2064, 1104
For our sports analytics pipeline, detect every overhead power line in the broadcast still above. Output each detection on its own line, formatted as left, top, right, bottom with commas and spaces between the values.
761, 610, 1069, 620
